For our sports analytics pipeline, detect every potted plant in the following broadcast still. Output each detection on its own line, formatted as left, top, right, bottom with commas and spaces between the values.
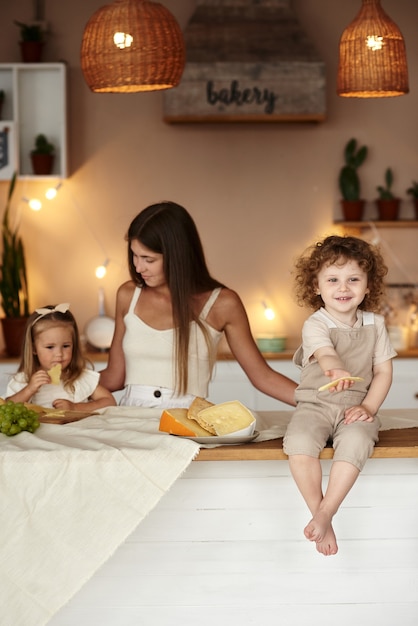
376, 167, 400, 220
14, 20, 44, 63
406, 181, 418, 219
0, 172, 30, 357
30, 133, 55, 175
338, 138, 368, 221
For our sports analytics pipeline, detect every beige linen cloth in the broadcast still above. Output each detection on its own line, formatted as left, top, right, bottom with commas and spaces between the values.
0, 407, 200, 626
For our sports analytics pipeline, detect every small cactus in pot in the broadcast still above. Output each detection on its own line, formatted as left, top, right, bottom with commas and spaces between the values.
338, 138, 368, 221
376, 168, 400, 220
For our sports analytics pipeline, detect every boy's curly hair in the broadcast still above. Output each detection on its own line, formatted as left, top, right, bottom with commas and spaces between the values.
293, 235, 388, 312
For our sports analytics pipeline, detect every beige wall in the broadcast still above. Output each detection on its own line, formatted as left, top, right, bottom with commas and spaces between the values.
1, 0, 417, 353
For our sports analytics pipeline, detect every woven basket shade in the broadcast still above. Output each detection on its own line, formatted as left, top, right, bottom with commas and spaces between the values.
80, 0, 186, 93
337, 0, 408, 98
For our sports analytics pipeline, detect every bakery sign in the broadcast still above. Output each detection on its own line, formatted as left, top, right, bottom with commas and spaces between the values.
163, 68, 326, 124
163, 0, 326, 124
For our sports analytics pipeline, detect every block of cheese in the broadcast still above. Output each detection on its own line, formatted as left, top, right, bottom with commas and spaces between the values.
187, 396, 214, 422
48, 364, 62, 385
159, 408, 214, 437
195, 400, 255, 436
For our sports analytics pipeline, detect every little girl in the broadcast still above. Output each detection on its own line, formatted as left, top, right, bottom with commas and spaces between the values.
283, 235, 396, 557
6, 303, 116, 411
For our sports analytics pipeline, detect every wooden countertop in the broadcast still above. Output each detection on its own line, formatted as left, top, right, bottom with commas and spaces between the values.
195, 427, 418, 461
1, 349, 418, 363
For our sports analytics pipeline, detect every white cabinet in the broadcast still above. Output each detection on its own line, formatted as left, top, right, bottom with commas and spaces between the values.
382, 358, 418, 409
0, 357, 416, 409
208, 358, 299, 410
0, 63, 67, 179
209, 358, 418, 410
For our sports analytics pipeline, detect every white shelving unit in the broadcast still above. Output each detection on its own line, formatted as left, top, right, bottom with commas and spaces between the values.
0, 62, 67, 180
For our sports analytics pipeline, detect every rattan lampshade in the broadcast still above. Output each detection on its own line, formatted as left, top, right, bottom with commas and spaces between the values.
80, 0, 186, 93
337, 0, 409, 98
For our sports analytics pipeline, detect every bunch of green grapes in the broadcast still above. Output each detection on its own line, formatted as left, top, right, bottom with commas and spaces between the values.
0, 401, 40, 436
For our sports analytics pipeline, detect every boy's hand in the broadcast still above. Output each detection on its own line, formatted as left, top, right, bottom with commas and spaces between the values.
344, 404, 374, 424
318, 370, 363, 393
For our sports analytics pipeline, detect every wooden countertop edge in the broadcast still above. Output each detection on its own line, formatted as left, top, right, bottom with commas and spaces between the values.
194, 428, 418, 461
1, 348, 418, 363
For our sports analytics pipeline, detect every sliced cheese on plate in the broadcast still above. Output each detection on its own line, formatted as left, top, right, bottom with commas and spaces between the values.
159, 408, 214, 437
195, 400, 255, 436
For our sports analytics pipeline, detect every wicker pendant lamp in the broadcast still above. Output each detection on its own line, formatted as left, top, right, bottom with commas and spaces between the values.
337, 0, 409, 98
80, 0, 186, 93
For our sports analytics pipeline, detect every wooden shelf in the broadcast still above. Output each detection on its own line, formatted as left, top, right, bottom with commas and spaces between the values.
0, 63, 67, 180
335, 220, 418, 229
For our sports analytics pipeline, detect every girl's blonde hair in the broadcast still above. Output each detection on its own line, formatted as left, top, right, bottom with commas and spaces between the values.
293, 235, 388, 312
18, 306, 87, 391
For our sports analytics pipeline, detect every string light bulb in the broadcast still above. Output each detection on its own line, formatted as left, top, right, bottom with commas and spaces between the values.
23, 196, 42, 211
45, 181, 63, 200
95, 259, 109, 279
262, 300, 275, 321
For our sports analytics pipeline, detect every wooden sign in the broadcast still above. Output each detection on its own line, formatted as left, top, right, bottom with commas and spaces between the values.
163, 0, 326, 123
164, 65, 326, 123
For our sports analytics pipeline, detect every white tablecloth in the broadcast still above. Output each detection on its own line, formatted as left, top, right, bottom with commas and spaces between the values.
0, 407, 200, 626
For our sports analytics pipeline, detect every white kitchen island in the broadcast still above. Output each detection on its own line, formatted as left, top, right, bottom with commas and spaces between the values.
0, 354, 417, 626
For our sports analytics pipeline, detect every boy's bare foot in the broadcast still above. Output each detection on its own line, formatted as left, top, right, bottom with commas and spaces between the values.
304, 509, 338, 555
304, 509, 331, 542
315, 525, 338, 556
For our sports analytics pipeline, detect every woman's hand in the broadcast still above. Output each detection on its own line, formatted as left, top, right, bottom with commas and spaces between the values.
344, 404, 374, 424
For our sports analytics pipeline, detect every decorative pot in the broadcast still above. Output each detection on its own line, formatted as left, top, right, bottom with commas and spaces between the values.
376, 198, 400, 221
413, 199, 418, 220
20, 41, 44, 63
1, 317, 29, 357
340, 199, 365, 221
31, 152, 54, 175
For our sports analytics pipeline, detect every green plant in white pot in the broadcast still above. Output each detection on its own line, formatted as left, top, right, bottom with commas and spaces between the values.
0, 172, 30, 356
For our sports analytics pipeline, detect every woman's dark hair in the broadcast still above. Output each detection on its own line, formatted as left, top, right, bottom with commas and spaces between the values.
127, 202, 224, 393
294, 235, 388, 312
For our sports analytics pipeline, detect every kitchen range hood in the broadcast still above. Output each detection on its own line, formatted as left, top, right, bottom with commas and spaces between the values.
164, 0, 326, 123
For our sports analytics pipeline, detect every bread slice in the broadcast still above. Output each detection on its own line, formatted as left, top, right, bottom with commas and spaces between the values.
195, 400, 255, 436
159, 408, 214, 437
48, 364, 62, 385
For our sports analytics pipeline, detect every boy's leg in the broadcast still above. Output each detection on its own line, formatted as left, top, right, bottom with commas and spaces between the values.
304, 459, 359, 555
288, 454, 338, 556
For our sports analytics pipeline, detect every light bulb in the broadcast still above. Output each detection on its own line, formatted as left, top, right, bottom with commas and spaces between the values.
262, 300, 275, 320
95, 265, 107, 279
45, 187, 57, 200
264, 307, 275, 321
45, 182, 63, 200
29, 198, 42, 211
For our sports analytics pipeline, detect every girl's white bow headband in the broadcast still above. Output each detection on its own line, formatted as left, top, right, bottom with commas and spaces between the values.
35, 303, 70, 321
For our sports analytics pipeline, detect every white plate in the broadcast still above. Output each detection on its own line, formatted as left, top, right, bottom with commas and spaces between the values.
179, 430, 260, 445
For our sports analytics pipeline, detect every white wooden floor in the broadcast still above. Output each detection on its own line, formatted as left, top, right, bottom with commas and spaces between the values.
49, 458, 418, 626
